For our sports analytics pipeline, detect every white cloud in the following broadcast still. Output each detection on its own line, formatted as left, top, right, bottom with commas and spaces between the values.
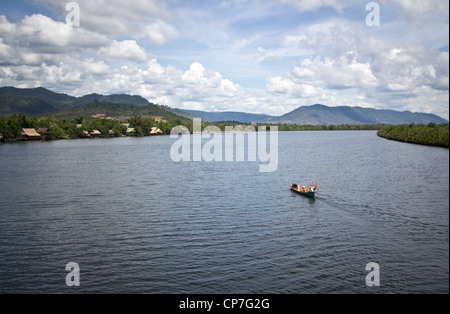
140, 20, 177, 46
262, 18, 449, 118
98, 40, 147, 63
0, 14, 108, 65
290, 54, 377, 90
357, 36, 449, 94
36, 0, 173, 43
266, 76, 324, 98
278, 0, 344, 12
388, 0, 449, 25
0, 38, 15, 63
0, 1, 448, 120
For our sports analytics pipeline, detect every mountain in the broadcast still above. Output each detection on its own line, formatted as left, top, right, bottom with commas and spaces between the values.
180, 109, 272, 123
1, 87, 447, 125
264, 104, 448, 125
180, 105, 447, 125
0, 93, 65, 116
0, 86, 76, 103
72, 93, 152, 107
162, 106, 198, 120
0, 87, 156, 114
0, 87, 190, 121
0, 86, 77, 116
48, 102, 190, 122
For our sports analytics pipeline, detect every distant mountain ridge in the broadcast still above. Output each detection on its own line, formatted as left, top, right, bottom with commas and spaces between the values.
0, 86, 191, 120
0, 87, 447, 125
183, 105, 448, 125
264, 104, 448, 125
180, 109, 271, 123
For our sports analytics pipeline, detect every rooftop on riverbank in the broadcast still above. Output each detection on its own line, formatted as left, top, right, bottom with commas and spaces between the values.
21, 128, 41, 140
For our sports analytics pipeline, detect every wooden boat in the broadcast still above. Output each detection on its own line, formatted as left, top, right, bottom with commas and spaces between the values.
290, 182, 318, 198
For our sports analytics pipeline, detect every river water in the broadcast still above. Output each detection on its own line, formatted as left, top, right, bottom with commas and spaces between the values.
0, 131, 448, 293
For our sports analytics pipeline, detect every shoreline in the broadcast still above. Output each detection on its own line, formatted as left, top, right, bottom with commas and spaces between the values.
377, 134, 450, 149
377, 124, 449, 148
0, 128, 390, 146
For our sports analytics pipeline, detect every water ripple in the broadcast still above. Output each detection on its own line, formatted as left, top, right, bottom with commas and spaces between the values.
0, 132, 448, 294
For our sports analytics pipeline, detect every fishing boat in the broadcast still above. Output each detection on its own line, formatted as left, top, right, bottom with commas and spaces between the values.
290, 182, 318, 198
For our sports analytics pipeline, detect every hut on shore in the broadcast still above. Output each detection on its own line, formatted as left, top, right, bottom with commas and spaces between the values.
90, 130, 102, 138
37, 128, 51, 140
150, 127, 163, 135
126, 128, 136, 136
21, 128, 42, 141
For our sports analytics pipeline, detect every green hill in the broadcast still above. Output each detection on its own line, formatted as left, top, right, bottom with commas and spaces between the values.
0, 87, 78, 116
71, 93, 152, 107
49, 101, 190, 122
0, 93, 67, 116
0, 86, 191, 122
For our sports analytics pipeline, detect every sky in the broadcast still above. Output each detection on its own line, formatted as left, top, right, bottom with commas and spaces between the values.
0, 0, 449, 119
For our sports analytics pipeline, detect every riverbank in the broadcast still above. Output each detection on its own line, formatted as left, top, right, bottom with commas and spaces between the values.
1, 113, 387, 144
377, 123, 449, 148
0, 114, 177, 143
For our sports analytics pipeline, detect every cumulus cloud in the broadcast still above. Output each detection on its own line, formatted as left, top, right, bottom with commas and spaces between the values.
36, 0, 174, 44
285, 55, 377, 90
262, 18, 449, 118
0, 14, 108, 66
130, 60, 290, 115
0, 0, 448, 119
98, 40, 147, 63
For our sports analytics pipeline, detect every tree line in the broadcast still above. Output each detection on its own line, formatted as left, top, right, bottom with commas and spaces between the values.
377, 123, 449, 148
202, 121, 384, 132
274, 123, 383, 131
2, 113, 448, 148
0, 114, 187, 141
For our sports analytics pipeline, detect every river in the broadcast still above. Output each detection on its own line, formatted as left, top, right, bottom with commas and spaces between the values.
0, 131, 448, 293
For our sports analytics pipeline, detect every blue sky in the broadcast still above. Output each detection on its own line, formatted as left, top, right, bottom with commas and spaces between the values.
0, 0, 449, 119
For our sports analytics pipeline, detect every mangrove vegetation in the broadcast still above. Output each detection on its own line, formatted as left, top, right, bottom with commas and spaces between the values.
377, 123, 449, 148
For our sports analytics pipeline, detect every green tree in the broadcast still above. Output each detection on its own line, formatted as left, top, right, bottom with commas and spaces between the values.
49, 122, 69, 140
378, 124, 449, 148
